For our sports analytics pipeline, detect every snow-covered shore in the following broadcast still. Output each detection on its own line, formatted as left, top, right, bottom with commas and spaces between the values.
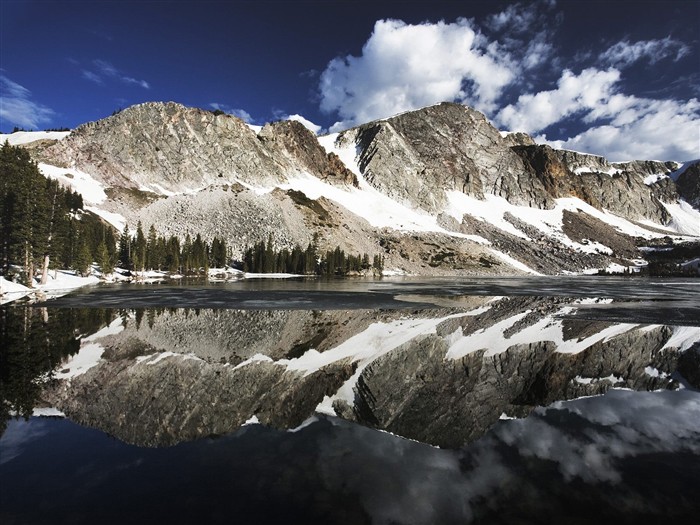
0, 271, 100, 305
0, 266, 306, 304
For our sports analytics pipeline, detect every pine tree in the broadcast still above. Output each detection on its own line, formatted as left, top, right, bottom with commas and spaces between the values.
373, 254, 384, 274
210, 237, 227, 268
264, 235, 274, 273
155, 236, 167, 271
97, 240, 114, 275
118, 224, 131, 270
104, 226, 117, 269
39, 179, 63, 284
166, 236, 180, 273
191, 233, 207, 272
133, 221, 146, 274
0, 142, 57, 284
74, 238, 92, 277
146, 224, 158, 270
182, 234, 192, 274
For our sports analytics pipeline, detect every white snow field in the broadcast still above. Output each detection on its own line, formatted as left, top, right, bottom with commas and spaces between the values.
0, 130, 70, 145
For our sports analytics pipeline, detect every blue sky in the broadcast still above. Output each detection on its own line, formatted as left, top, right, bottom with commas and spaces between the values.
1, 0, 698, 161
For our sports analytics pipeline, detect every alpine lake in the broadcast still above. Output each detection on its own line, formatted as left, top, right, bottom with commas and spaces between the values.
1, 276, 699, 524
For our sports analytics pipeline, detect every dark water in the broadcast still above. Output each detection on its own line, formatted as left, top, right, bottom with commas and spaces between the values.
1, 278, 699, 524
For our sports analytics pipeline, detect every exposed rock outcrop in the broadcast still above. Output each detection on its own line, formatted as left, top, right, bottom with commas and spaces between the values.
511, 145, 676, 223
676, 162, 700, 209
45, 102, 287, 191
258, 120, 358, 186
341, 102, 553, 212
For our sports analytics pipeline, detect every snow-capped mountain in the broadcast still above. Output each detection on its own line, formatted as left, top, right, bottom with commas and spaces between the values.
12, 101, 700, 275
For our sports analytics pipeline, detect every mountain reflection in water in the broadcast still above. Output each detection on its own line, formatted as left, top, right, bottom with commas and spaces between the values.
1, 278, 699, 524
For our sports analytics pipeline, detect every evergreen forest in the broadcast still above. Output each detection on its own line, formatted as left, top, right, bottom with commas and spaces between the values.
242, 236, 384, 275
0, 142, 113, 284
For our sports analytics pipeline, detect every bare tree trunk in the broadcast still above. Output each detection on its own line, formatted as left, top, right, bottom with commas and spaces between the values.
24, 241, 34, 287
40, 253, 50, 285
28, 259, 35, 288
40, 184, 59, 285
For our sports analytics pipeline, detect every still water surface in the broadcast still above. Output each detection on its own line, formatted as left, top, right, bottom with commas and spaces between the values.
1, 277, 699, 524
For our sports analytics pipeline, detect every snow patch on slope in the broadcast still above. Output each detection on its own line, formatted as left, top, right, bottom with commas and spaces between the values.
661, 326, 700, 352
0, 131, 70, 145
39, 163, 108, 204
445, 192, 529, 239
34, 269, 100, 298
85, 206, 126, 231
284, 134, 490, 244
317, 133, 361, 176
38, 163, 126, 230
281, 172, 485, 242
1, 271, 101, 304
446, 192, 669, 250
0, 277, 32, 304
489, 249, 541, 275
573, 166, 620, 176
643, 173, 668, 185
660, 201, 700, 236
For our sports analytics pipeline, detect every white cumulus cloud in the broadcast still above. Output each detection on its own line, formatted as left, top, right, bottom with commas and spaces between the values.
495, 66, 700, 161
496, 68, 622, 133
543, 97, 700, 162
319, 18, 514, 131
0, 74, 55, 129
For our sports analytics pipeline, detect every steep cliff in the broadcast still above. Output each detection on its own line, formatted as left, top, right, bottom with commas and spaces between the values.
45, 102, 286, 191
340, 102, 554, 211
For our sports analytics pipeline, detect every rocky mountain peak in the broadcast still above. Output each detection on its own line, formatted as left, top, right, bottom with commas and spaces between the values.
338, 102, 557, 212
46, 101, 286, 192
258, 120, 358, 186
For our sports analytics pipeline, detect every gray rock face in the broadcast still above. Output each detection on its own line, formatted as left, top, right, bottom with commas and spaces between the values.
511, 145, 676, 223
44, 103, 360, 196
340, 102, 553, 212
46, 102, 287, 191
334, 103, 692, 228
553, 149, 614, 174
676, 162, 700, 209
500, 131, 536, 148
613, 159, 679, 180
258, 120, 358, 186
